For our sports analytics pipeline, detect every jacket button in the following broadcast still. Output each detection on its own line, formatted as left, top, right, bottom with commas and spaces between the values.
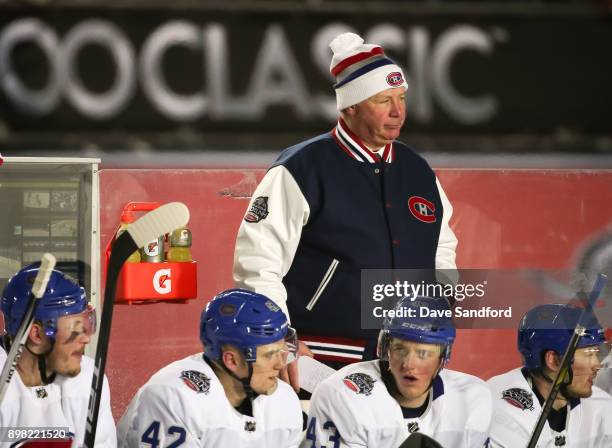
374, 168, 380, 174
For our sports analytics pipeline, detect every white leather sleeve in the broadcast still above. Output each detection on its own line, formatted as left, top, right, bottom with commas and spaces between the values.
233, 165, 310, 320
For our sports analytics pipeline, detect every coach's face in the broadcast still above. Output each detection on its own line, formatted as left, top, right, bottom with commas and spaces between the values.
565, 345, 604, 398
344, 87, 406, 148
387, 338, 442, 407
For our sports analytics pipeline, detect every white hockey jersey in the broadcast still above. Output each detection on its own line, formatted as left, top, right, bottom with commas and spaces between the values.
302, 360, 491, 448
487, 367, 612, 447
0, 350, 116, 448
117, 353, 303, 448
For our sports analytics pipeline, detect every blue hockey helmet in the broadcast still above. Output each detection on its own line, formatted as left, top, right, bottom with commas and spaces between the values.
1, 263, 89, 339
378, 295, 456, 363
518, 303, 606, 370
200, 289, 295, 363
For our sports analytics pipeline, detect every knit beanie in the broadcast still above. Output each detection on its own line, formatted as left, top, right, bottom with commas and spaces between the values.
329, 32, 408, 110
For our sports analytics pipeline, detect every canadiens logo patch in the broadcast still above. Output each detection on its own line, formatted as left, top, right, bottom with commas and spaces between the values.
408, 196, 436, 223
180, 370, 211, 394
244, 196, 269, 223
386, 71, 404, 87
501, 388, 534, 411
343, 372, 376, 396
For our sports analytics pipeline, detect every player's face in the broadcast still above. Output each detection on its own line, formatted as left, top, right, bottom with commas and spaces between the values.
47, 307, 96, 377
387, 338, 442, 406
565, 345, 604, 398
350, 87, 406, 148
249, 339, 290, 395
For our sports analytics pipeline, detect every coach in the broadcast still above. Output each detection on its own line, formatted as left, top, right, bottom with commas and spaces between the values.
233, 32, 457, 383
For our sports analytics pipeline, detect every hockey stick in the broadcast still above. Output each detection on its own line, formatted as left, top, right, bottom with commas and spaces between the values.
0, 253, 57, 405
84, 202, 190, 447
397, 432, 444, 448
526, 273, 607, 448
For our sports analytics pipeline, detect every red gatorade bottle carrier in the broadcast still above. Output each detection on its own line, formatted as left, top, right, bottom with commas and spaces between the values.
106, 202, 197, 304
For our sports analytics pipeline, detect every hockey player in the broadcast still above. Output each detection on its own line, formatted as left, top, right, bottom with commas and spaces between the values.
487, 303, 612, 447
0, 263, 116, 447
117, 289, 303, 448
303, 296, 491, 448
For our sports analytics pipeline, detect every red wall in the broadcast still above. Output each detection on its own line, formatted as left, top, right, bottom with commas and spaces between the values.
100, 169, 612, 419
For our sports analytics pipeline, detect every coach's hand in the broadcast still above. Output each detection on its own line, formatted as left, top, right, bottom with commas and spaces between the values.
280, 340, 313, 393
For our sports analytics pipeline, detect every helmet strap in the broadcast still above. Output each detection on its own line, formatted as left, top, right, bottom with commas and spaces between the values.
1, 334, 12, 352
224, 360, 260, 403
25, 339, 56, 385
380, 359, 399, 398
528, 366, 573, 402
207, 354, 260, 403
425, 357, 445, 395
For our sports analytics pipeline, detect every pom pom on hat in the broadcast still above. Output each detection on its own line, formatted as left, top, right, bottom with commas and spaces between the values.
329, 32, 408, 110
329, 33, 364, 53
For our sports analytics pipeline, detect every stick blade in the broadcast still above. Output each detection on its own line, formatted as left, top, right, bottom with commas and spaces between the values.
127, 202, 190, 248
31, 253, 57, 298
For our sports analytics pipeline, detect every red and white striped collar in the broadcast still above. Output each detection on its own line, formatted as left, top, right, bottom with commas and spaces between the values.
331, 118, 394, 164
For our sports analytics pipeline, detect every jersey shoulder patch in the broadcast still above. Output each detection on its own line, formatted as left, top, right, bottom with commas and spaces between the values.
179, 370, 211, 394
501, 387, 534, 411
343, 372, 376, 396
244, 196, 269, 223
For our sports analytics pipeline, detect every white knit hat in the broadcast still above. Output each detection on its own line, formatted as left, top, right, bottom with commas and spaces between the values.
329, 33, 408, 110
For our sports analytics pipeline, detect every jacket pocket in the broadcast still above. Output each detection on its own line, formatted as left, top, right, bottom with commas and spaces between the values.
305, 258, 339, 311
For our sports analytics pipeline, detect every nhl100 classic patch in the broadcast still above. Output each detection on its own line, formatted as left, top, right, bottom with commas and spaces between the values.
343, 372, 376, 396
180, 370, 211, 394
501, 388, 534, 411
244, 196, 269, 223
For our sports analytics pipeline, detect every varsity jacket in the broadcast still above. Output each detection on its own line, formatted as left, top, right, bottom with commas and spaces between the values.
233, 119, 457, 362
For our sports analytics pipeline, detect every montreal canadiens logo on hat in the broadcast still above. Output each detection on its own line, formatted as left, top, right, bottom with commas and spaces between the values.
386, 71, 404, 87
343, 372, 376, 396
408, 196, 436, 223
